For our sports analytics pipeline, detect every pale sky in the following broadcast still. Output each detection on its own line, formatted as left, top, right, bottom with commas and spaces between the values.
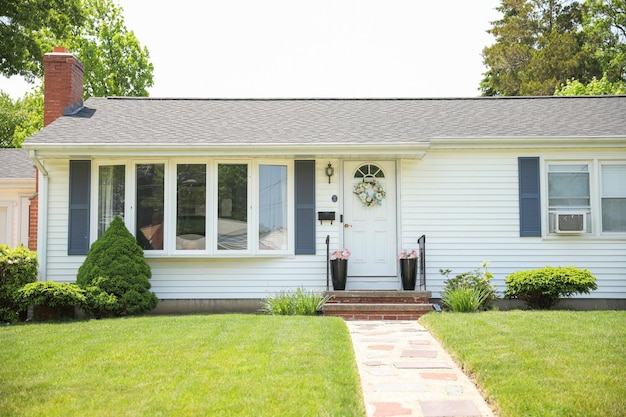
1, 0, 501, 99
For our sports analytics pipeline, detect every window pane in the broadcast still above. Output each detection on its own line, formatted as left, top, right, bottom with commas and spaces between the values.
602, 165, 626, 197
602, 199, 626, 232
548, 172, 590, 207
98, 165, 125, 237
602, 165, 626, 232
177, 164, 206, 250
136, 164, 165, 250
259, 165, 287, 250
218, 164, 248, 250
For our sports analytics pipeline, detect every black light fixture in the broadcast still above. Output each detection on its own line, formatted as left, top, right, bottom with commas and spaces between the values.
325, 162, 334, 184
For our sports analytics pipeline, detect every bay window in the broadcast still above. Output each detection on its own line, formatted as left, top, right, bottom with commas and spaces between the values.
92, 159, 295, 255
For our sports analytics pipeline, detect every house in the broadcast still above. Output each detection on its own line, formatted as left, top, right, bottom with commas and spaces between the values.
0, 149, 36, 247
22, 48, 626, 312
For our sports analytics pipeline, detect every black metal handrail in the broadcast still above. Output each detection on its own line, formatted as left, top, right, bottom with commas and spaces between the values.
325, 235, 330, 291
418, 234, 426, 290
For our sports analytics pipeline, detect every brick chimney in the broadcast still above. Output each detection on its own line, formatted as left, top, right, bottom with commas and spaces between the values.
29, 47, 84, 251
43, 46, 84, 126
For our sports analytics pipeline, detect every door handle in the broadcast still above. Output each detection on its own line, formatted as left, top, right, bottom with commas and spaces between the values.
344, 224, 352, 229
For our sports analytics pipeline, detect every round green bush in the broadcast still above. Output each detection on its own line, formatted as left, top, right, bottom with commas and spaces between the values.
0, 245, 38, 322
17, 281, 86, 309
77, 216, 158, 317
504, 266, 598, 309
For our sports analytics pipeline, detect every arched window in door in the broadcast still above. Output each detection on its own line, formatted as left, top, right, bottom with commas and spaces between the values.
354, 163, 385, 180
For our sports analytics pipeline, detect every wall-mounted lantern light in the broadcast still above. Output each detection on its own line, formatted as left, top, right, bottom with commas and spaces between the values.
325, 162, 334, 184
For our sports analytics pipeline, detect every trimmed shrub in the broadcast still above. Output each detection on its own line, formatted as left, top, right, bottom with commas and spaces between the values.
0, 245, 38, 322
76, 216, 158, 317
262, 288, 330, 315
17, 281, 86, 320
439, 262, 498, 311
504, 266, 598, 309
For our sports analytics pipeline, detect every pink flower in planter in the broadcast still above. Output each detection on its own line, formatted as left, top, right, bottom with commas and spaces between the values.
397, 249, 418, 259
330, 248, 351, 260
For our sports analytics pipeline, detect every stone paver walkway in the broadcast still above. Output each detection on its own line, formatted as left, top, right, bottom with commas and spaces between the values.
347, 320, 495, 417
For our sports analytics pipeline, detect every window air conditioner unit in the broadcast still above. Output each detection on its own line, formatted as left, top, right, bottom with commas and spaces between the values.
555, 212, 586, 233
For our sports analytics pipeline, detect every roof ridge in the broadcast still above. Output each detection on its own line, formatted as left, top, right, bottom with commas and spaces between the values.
103, 95, 626, 102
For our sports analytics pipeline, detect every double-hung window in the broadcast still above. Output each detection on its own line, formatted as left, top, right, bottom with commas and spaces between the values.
547, 163, 591, 233
542, 160, 626, 235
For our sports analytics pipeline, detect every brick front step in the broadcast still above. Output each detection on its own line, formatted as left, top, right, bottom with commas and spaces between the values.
324, 290, 431, 304
322, 290, 433, 320
322, 302, 433, 320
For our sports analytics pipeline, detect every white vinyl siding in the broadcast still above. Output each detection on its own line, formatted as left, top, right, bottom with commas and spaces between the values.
400, 149, 626, 299
40, 154, 626, 300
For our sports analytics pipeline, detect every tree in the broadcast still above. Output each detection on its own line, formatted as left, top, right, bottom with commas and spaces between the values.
77, 216, 158, 317
0, 0, 84, 80
582, 0, 626, 81
0, 0, 154, 147
555, 74, 626, 94
480, 0, 623, 96
59, 0, 154, 98
0, 87, 44, 148
0, 92, 24, 147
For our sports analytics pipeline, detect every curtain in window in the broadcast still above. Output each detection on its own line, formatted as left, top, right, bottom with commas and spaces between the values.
98, 165, 125, 237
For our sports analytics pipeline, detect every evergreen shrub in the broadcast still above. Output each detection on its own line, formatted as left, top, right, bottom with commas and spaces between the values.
76, 216, 158, 317
504, 266, 598, 309
17, 281, 86, 320
0, 245, 38, 322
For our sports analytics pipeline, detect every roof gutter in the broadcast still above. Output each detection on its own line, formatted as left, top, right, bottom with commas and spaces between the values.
22, 142, 432, 159
28, 150, 48, 282
29, 150, 49, 177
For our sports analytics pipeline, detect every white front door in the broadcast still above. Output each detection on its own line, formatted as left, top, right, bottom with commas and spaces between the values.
343, 161, 397, 282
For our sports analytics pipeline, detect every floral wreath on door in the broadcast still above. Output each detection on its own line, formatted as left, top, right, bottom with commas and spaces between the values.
353, 163, 386, 207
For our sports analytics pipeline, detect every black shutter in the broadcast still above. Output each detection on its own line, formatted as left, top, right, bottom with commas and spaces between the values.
68, 160, 91, 254
518, 157, 541, 237
295, 160, 316, 254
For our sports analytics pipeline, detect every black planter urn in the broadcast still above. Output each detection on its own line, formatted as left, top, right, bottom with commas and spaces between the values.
330, 259, 348, 290
399, 258, 417, 290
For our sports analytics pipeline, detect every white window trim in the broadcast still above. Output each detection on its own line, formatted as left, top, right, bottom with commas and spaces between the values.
542, 158, 626, 239
0, 200, 13, 246
90, 158, 295, 257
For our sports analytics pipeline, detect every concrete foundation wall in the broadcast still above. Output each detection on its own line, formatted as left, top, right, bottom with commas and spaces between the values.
151, 298, 264, 315
432, 298, 626, 311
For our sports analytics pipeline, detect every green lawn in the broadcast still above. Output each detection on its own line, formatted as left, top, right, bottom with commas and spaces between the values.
420, 310, 626, 417
0, 315, 365, 417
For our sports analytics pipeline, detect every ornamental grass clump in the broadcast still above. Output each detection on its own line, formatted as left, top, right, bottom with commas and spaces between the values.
262, 288, 330, 315
505, 265, 598, 309
441, 287, 491, 313
439, 261, 498, 312
76, 216, 158, 317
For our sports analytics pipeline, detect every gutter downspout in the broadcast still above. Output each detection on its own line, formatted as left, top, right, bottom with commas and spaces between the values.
29, 150, 48, 282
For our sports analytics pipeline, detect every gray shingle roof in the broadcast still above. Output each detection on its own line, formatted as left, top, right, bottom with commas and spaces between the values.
0, 149, 36, 179
23, 96, 626, 147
